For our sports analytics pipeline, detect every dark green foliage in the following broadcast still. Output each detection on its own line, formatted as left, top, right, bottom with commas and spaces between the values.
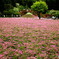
0, 0, 59, 16
18, 5, 24, 11
4, 4, 13, 10
31, 1, 48, 18
37, 57, 42, 59
0, 12, 2, 17
12, 55, 18, 59
3, 9, 14, 15
31, 1, 48, 13
48, 10, 59, 18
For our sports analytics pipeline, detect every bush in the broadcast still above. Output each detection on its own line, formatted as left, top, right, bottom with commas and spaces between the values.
3, 9, 14, 15
3, 9, 20, 17
48, 10, 56, 15
26, 12, 33, 15
18, 5, 24, 11
12, 7, 21, 15
13, 12, 20, 15
16, 3, 24, 11
16, 3, 20, 7
13, 7, 19, 12
55, 11, 59, 18
31, 1, 48, 19
3, 10, 9, 15
8, 9, 14, 15
3, 10, 12, 17
48, 10, 59, 18
22, 12, 34, 18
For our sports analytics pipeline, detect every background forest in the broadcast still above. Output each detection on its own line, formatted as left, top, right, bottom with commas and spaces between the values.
0, 0, 59, 12
0, 0, 59, 18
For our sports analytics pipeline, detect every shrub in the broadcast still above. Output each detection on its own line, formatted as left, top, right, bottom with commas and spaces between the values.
48, 10, 56, 16
16, 3, 20, 7
3, 10, 11, 17
3, 9, 20, 17
3, 10, 9, 15
31, 1, 48, 19
13, 7, 20, 15
3, 9, 14, 15
13, 12, 20, 15
26, 12, 33, 15
48, 10, 59, 18
13, 7, 19, 12
8, 9, 20, 15
18, 5, 24, 11
8, 9, 14, 15
22, 12, 34, 18
16, 3, 24, 11
55, 11, 59, 18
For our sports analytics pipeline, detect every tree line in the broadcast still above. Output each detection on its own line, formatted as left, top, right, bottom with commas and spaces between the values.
0, 0, 59, 13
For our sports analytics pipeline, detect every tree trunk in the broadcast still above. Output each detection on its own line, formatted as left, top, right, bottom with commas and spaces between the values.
37, 12, 41, 19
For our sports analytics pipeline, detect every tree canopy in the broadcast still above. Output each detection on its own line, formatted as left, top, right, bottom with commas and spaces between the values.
31, 1, 48, 18
0, 0, 59, 12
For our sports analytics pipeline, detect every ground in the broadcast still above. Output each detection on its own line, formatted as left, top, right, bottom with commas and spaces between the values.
0, 17, 59, 59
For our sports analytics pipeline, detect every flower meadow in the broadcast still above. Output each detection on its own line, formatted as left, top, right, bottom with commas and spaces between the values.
0, 17, 59, 59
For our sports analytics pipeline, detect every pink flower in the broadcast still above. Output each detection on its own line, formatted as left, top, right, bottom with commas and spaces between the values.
0, 39, 3, 42
39, 53, 46, 57
15, 49, 23, 54
50, 45, 56, 48
18, 44, 21, 47
4, 42, 12, 46
2, 44, 7, 49
26, 49, 36, 55
3, 51, 9, 55
18, 51, 23, 54
23, 43, 28, 46
27, 57, 36, 59
0, 54, 3, 58
50, 41, 54, 44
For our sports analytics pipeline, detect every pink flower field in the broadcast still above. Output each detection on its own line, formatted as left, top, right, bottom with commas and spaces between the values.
0, 17, 59, 59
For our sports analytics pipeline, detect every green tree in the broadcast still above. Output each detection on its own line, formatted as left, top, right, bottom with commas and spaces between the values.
16, 3, 24, 11
31, 1, 48, 19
